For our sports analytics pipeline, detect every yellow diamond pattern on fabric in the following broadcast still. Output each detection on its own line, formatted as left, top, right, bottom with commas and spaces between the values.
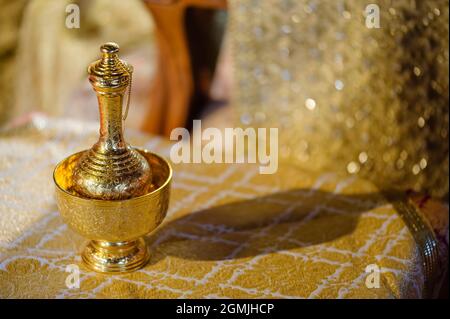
0, 116, 425, 298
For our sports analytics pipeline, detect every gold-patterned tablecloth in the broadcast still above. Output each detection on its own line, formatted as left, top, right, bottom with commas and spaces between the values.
0, 116, 445, 298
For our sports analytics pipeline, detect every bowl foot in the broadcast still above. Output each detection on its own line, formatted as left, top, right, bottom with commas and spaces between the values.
82, 238, 149, 273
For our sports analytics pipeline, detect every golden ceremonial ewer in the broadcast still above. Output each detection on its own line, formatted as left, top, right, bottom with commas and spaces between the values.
53, 42, 172, 273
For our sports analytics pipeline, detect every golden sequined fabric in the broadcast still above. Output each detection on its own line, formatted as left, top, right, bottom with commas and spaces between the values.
0, 116, 444, 298
229, 0, 449, 197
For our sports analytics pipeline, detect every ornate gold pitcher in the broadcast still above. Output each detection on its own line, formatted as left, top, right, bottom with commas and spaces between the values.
53, 43, 172, 273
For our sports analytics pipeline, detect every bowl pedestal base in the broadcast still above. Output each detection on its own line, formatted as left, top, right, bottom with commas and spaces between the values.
82, 238, 149, 273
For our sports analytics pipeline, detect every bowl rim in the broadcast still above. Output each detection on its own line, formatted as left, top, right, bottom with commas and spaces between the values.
53, 148, 172, 203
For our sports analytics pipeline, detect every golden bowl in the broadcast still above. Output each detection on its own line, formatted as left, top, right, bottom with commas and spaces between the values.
53, 149, 172, 273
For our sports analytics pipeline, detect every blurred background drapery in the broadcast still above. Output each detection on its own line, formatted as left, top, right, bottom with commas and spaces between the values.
0, 0, 155, 129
